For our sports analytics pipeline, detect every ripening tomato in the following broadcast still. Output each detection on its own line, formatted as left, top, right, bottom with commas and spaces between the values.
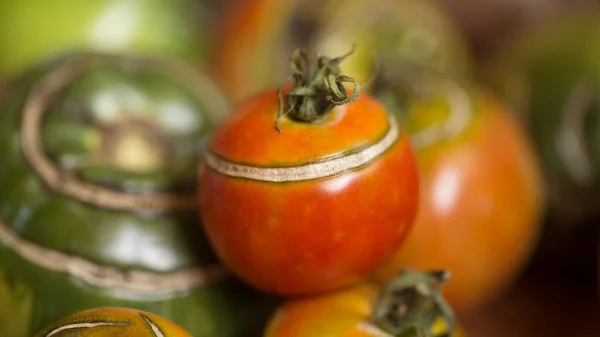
34, 307, 192, 337
264, 270, 468, 337
212, 0, 471, 102
373, 82, 545, 313
198, 48, 419, 296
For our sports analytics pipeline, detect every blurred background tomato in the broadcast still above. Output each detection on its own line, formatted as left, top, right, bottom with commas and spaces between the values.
373, 84, 545, 314
211, 0, 472, 102
0, 0, 211, 79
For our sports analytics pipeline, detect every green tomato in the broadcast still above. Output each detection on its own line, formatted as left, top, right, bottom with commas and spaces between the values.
0, 52, 275, 337
0, 0, 207, 79
483, 10, 600, 220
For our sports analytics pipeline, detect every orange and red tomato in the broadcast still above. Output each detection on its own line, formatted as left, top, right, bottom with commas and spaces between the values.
264, 270, 468, 337
198, 50, 419, 296
374, 83, 545, 312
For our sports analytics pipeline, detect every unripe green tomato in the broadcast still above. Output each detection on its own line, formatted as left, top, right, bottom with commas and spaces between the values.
483, 8, 600, 220
0, 0, 207, 79
0, 51, 274, 337
34, 307, 192, 337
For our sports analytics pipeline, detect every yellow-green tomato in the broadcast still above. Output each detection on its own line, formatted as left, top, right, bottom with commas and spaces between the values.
0, 0, 207, 79
34, 307, 193, 337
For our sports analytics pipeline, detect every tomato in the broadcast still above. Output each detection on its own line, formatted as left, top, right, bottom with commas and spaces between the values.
198, 48, 419, 296
34, 307, 192, 336
0, 52, 274, 337
264, 270, 467, 337
0, 0, 207, 79
212, 0, 471, 102
373, 81, 545, 312
483, 10, 600, 221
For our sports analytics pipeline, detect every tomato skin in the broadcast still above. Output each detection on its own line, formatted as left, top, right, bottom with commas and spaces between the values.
264, 283, 379, 337
375, 89, 545, 312
34, 307, 192, 337
198, 89, 419, 296
264, 282, 468, 337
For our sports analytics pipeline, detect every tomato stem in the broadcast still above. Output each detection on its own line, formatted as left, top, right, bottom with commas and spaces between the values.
275, 45, 361, 132
370, 269, 456, 337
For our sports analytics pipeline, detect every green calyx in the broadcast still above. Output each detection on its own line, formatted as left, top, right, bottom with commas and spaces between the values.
275, 46, 361, 132
370, 270, 456, 337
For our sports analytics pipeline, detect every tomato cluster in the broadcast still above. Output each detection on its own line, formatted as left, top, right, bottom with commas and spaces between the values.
1, 0, 585, 336
203, 0, 545, 315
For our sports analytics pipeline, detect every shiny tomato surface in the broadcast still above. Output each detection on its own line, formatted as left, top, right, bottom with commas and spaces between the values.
198, 87, 419, 296
374, 85, 545, 312
34, 307, 192, 336
264, 281, 467, 337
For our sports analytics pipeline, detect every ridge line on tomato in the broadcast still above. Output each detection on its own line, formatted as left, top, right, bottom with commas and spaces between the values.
203, 112, 399, 182
0, 218, 229, 292
34, 307, 194, 337
42, 321, 130, 336
275, 45, 360, 132
408, 80, 473, 150
139, 313, 165, 337
19, 52, 229, 213
556, 78, 596, 186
